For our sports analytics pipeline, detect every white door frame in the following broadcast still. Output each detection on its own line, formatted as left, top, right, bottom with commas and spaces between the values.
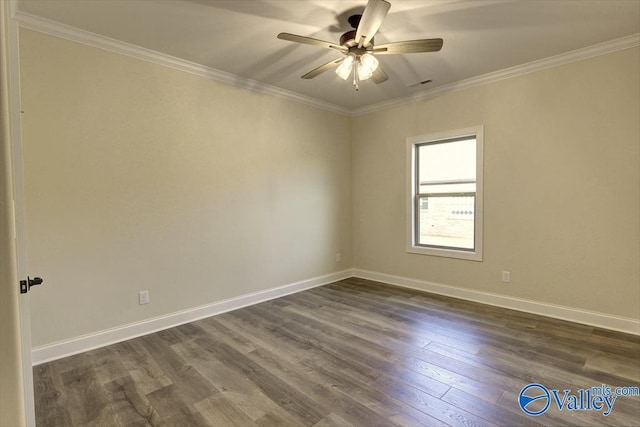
4, 0, 36, 425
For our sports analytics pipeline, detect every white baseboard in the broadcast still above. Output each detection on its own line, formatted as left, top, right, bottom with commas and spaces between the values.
32, 267, 639, 364
31, 269, 353, 365
352, 269, 640, 336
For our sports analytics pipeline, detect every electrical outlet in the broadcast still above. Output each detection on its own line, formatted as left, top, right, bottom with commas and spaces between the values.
335, 252, 342, 263
138, 290, 150, 305
502, 271, 511, 283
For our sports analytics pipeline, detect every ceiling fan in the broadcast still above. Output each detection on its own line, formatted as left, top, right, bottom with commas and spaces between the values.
277, 0, 443, 90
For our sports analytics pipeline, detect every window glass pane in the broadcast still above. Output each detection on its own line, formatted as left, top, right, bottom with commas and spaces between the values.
418, 138, 476, 184
417, 195, 475, 250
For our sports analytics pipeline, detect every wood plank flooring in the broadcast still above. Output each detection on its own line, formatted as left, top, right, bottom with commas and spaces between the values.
34, 278, 640, 426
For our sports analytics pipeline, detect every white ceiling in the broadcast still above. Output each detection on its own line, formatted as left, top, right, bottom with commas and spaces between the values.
15, 0, 640, 112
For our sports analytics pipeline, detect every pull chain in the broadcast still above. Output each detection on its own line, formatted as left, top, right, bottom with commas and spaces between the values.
353, 63, 359, 91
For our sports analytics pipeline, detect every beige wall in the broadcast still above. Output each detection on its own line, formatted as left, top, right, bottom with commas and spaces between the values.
352, 47, 640, 319
18, 28, 639, 349
19, 29, 352, 347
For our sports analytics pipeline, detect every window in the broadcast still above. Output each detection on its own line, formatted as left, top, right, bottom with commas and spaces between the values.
407, 126, 483, 261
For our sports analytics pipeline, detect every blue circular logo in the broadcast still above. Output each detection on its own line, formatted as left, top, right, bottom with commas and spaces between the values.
519, 383, 551, 416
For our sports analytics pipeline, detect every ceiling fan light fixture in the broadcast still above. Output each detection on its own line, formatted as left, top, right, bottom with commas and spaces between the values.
336, 53, 379, 82
357, 53, 379, 80
336, 54, 355, 80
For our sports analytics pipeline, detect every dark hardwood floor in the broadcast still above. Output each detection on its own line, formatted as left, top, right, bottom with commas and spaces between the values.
34, 278, 640, 426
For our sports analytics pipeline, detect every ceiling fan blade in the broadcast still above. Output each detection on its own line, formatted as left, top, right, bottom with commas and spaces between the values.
301, 57, 345, 79
371, 65, 389, 84
355, 0, 391, 48
373, 38, 443, 55
277, 33, 347, 52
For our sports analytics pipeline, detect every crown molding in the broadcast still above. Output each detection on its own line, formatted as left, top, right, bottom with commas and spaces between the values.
352, 33, 640, 116
12, 11, 352, 116
12, 10, 639, 118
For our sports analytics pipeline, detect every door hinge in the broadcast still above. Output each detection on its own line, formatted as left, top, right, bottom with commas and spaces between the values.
19, 276, 43, 294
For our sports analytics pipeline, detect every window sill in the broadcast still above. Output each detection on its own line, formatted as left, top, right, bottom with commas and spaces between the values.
406, 245, 483, 261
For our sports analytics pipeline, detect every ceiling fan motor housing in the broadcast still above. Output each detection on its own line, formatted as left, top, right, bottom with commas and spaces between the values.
340, 30, 358, 47
341, 14, 376, 48
340, 32, 374, 49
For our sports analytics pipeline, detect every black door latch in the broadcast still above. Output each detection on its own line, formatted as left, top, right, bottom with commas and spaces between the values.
19, 276, 43, 294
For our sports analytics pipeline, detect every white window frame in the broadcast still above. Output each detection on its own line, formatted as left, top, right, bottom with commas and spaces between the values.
406, 126, 484, 261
